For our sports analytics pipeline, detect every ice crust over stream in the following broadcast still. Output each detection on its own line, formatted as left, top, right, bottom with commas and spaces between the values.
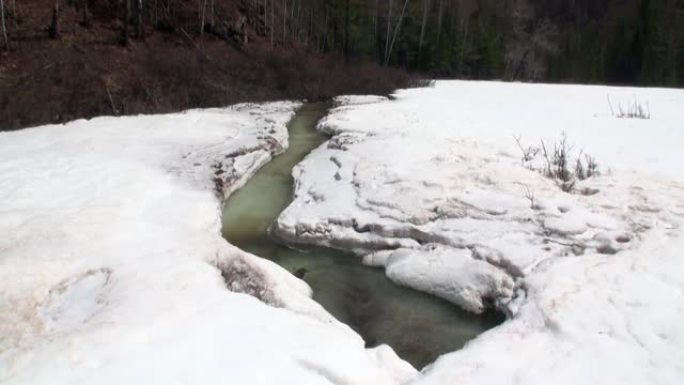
275, 81, 684, 383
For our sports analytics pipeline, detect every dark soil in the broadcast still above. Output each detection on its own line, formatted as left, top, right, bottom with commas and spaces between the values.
0, 1, 416, 130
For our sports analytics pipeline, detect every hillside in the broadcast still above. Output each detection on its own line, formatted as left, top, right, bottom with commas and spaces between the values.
0, 0, 413, 130
1, 0, 682, 130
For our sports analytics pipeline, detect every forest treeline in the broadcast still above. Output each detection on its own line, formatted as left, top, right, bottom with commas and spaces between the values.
261, 0, 684, 86
2, 0, 683, 86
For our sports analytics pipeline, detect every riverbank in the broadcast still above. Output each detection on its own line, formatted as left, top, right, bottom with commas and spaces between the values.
221, 103, 503, 369
0, 102, 416, 384
275, 81, 684, 384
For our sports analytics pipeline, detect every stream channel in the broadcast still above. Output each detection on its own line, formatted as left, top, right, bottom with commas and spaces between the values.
221, 102, 503, 369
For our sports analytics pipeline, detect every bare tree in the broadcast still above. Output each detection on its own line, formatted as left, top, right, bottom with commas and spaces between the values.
373, 0, 378, 39
282, 0, 287, 42
1, 0, 8, 50
459, 17, 469, 67
384, 0, 393, 65
436, 0, 444, 41
136, 0, 144, 40
49, 0, 60, 39
418, 0, 430, 60
121, 0, 130, 46
505, 0, 559, 80
82, 0, 91, 27
200, 0, 206, 37
10, 0, 15, 28
209, 0, 215, 29
343, 0, 349, 61
385, 0, 409, 65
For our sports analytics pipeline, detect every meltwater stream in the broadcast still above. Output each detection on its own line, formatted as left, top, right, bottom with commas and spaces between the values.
221, 103, 503, 369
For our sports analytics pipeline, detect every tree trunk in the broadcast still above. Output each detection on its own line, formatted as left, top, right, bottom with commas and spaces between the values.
384, 0, 393, 66
1, 0, 8, 50
374, 0, 378, 39
209, 0, 214, 29
294, 0, 300, 42
136, 0, 144, 40
270, 0, 274, 46
49, 0, 60, 39
82, 0, 91, 27
418, 0, 430, 61
121, 0, 129, 46
10, 0, 15, 29
437, 0, 443, 42
282, 0, 286, 42
200, 0, 206, 37
459, 18, 468, 71
385, 0, 409, 66
343, 0, 349, 62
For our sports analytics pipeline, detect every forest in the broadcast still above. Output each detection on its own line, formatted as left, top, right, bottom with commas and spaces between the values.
1, 0, 682, 129
293, 0, 684, 86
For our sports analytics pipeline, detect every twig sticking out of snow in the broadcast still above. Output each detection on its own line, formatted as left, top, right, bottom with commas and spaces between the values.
513, 134, 540, 164
608, 95, 651, 119
541, 133, 575, 191
515, 182, 540, 210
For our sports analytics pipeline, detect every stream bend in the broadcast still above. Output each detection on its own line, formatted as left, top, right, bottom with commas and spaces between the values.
221, 102, 503, 369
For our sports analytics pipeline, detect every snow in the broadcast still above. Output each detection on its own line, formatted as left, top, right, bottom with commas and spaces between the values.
3, 80, 684, 384
417, 233, 684, 385
383, 246, 515, 314
0, 103, 417, 384
274, 81, 684, 383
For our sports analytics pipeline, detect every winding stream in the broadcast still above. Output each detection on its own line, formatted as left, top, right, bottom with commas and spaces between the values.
221, 103, 503, 369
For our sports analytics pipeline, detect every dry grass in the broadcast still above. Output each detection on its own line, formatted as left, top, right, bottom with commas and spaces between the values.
515, 132, 600, 193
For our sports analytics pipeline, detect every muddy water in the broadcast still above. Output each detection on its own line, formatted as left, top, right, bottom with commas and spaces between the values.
222, 103, 503, 369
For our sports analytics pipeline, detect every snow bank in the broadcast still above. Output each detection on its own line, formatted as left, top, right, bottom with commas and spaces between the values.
0, 103, 416, 384
383, 246, 514, 314
416, 234, 684, 385
275, 81, 684, 383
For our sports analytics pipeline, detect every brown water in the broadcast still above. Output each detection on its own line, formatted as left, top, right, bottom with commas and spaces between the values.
221, 102, 503, 369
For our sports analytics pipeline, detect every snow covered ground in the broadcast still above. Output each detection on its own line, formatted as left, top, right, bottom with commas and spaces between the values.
0, 103, 416, 385
3, 81, 683, 385
275, 81, 684, 383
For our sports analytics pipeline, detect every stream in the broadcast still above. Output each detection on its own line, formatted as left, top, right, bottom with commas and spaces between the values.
221, 102, 503, 369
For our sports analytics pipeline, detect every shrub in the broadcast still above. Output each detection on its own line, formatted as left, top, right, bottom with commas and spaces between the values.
515, 132, 599, 193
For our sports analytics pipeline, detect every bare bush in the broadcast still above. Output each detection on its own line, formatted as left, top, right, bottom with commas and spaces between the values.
584, 154, 599, 179
574, 151, 598, 180
514, 132, 599, 193
540, 133, 574, 191
516, 182, 541, 210
513, 134, 540, 164
575, 151, 586, 181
